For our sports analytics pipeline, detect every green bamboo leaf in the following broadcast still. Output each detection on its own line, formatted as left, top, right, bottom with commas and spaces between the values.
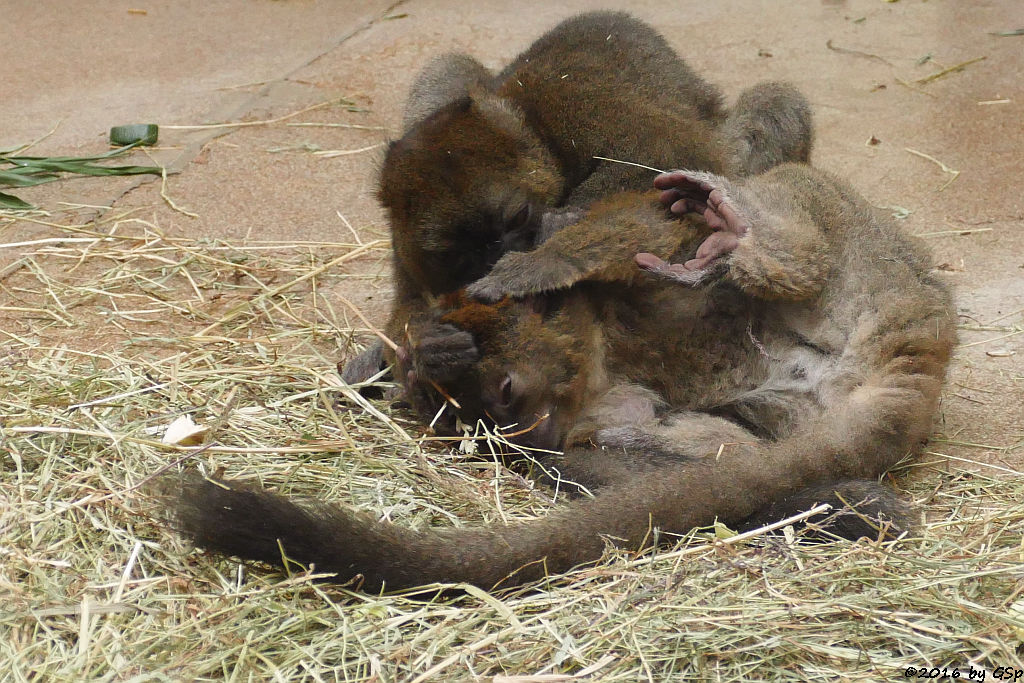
3, 142, 147, 164
109, 124, 158, 146
63, 163, 163, 177
0, 169, 60, 187
0, 190, 34, 209
8, 159, 161, 176
1, 155, 162, 189
4, 159, 92, 173
0, 136, 163, 197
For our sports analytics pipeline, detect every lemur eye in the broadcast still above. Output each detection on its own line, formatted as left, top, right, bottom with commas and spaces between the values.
497, 374, 514, 408
506, 204, 532, 231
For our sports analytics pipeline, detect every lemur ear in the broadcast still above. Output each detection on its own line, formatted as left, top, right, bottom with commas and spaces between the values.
402, 53, 492, 133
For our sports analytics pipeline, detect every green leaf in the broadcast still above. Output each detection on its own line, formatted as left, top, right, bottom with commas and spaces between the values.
109, 124, 159, 146
0, 190, 34, 209
0, 142, 163, 192
713, 521, 738, 540
0, 168, 61, 187
11, 159, 162, 177
3, 142, 152, 164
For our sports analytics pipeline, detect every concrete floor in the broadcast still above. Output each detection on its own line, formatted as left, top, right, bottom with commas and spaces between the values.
3, 0, 1022, 469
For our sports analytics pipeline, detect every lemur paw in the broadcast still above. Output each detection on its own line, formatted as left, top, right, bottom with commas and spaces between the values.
643, 169, 749, 282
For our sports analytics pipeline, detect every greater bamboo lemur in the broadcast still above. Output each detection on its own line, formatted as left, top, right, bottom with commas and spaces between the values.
341, 11, 814, 402
171, 164, 954, 591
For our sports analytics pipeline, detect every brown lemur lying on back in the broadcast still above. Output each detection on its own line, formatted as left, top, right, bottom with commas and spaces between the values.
169, 164, 955, 591
451, 163, 954, 486
341, 11, 814, 401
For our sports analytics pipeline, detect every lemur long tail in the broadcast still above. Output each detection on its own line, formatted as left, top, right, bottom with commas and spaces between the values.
171, 371, 935, 591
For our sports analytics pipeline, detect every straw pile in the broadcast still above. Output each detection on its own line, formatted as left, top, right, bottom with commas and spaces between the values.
2, 207, 1022, 681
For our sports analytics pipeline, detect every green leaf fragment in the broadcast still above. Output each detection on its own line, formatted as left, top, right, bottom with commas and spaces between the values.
0, 134, 163, 195
109, 124, 159, 146
0, 168, 61, 187
0, 190, 34, 209
11, 142, 156, 164
11, 159, 163, 176
713, 521, 738, 540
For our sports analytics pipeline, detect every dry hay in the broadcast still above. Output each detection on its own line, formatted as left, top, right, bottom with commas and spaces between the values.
1, 208, 1022, 682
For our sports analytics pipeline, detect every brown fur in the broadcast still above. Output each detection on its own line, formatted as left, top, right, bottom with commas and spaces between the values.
342, 12, 814, 392
455, 164, 954, 462
169, 164, 953, 591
